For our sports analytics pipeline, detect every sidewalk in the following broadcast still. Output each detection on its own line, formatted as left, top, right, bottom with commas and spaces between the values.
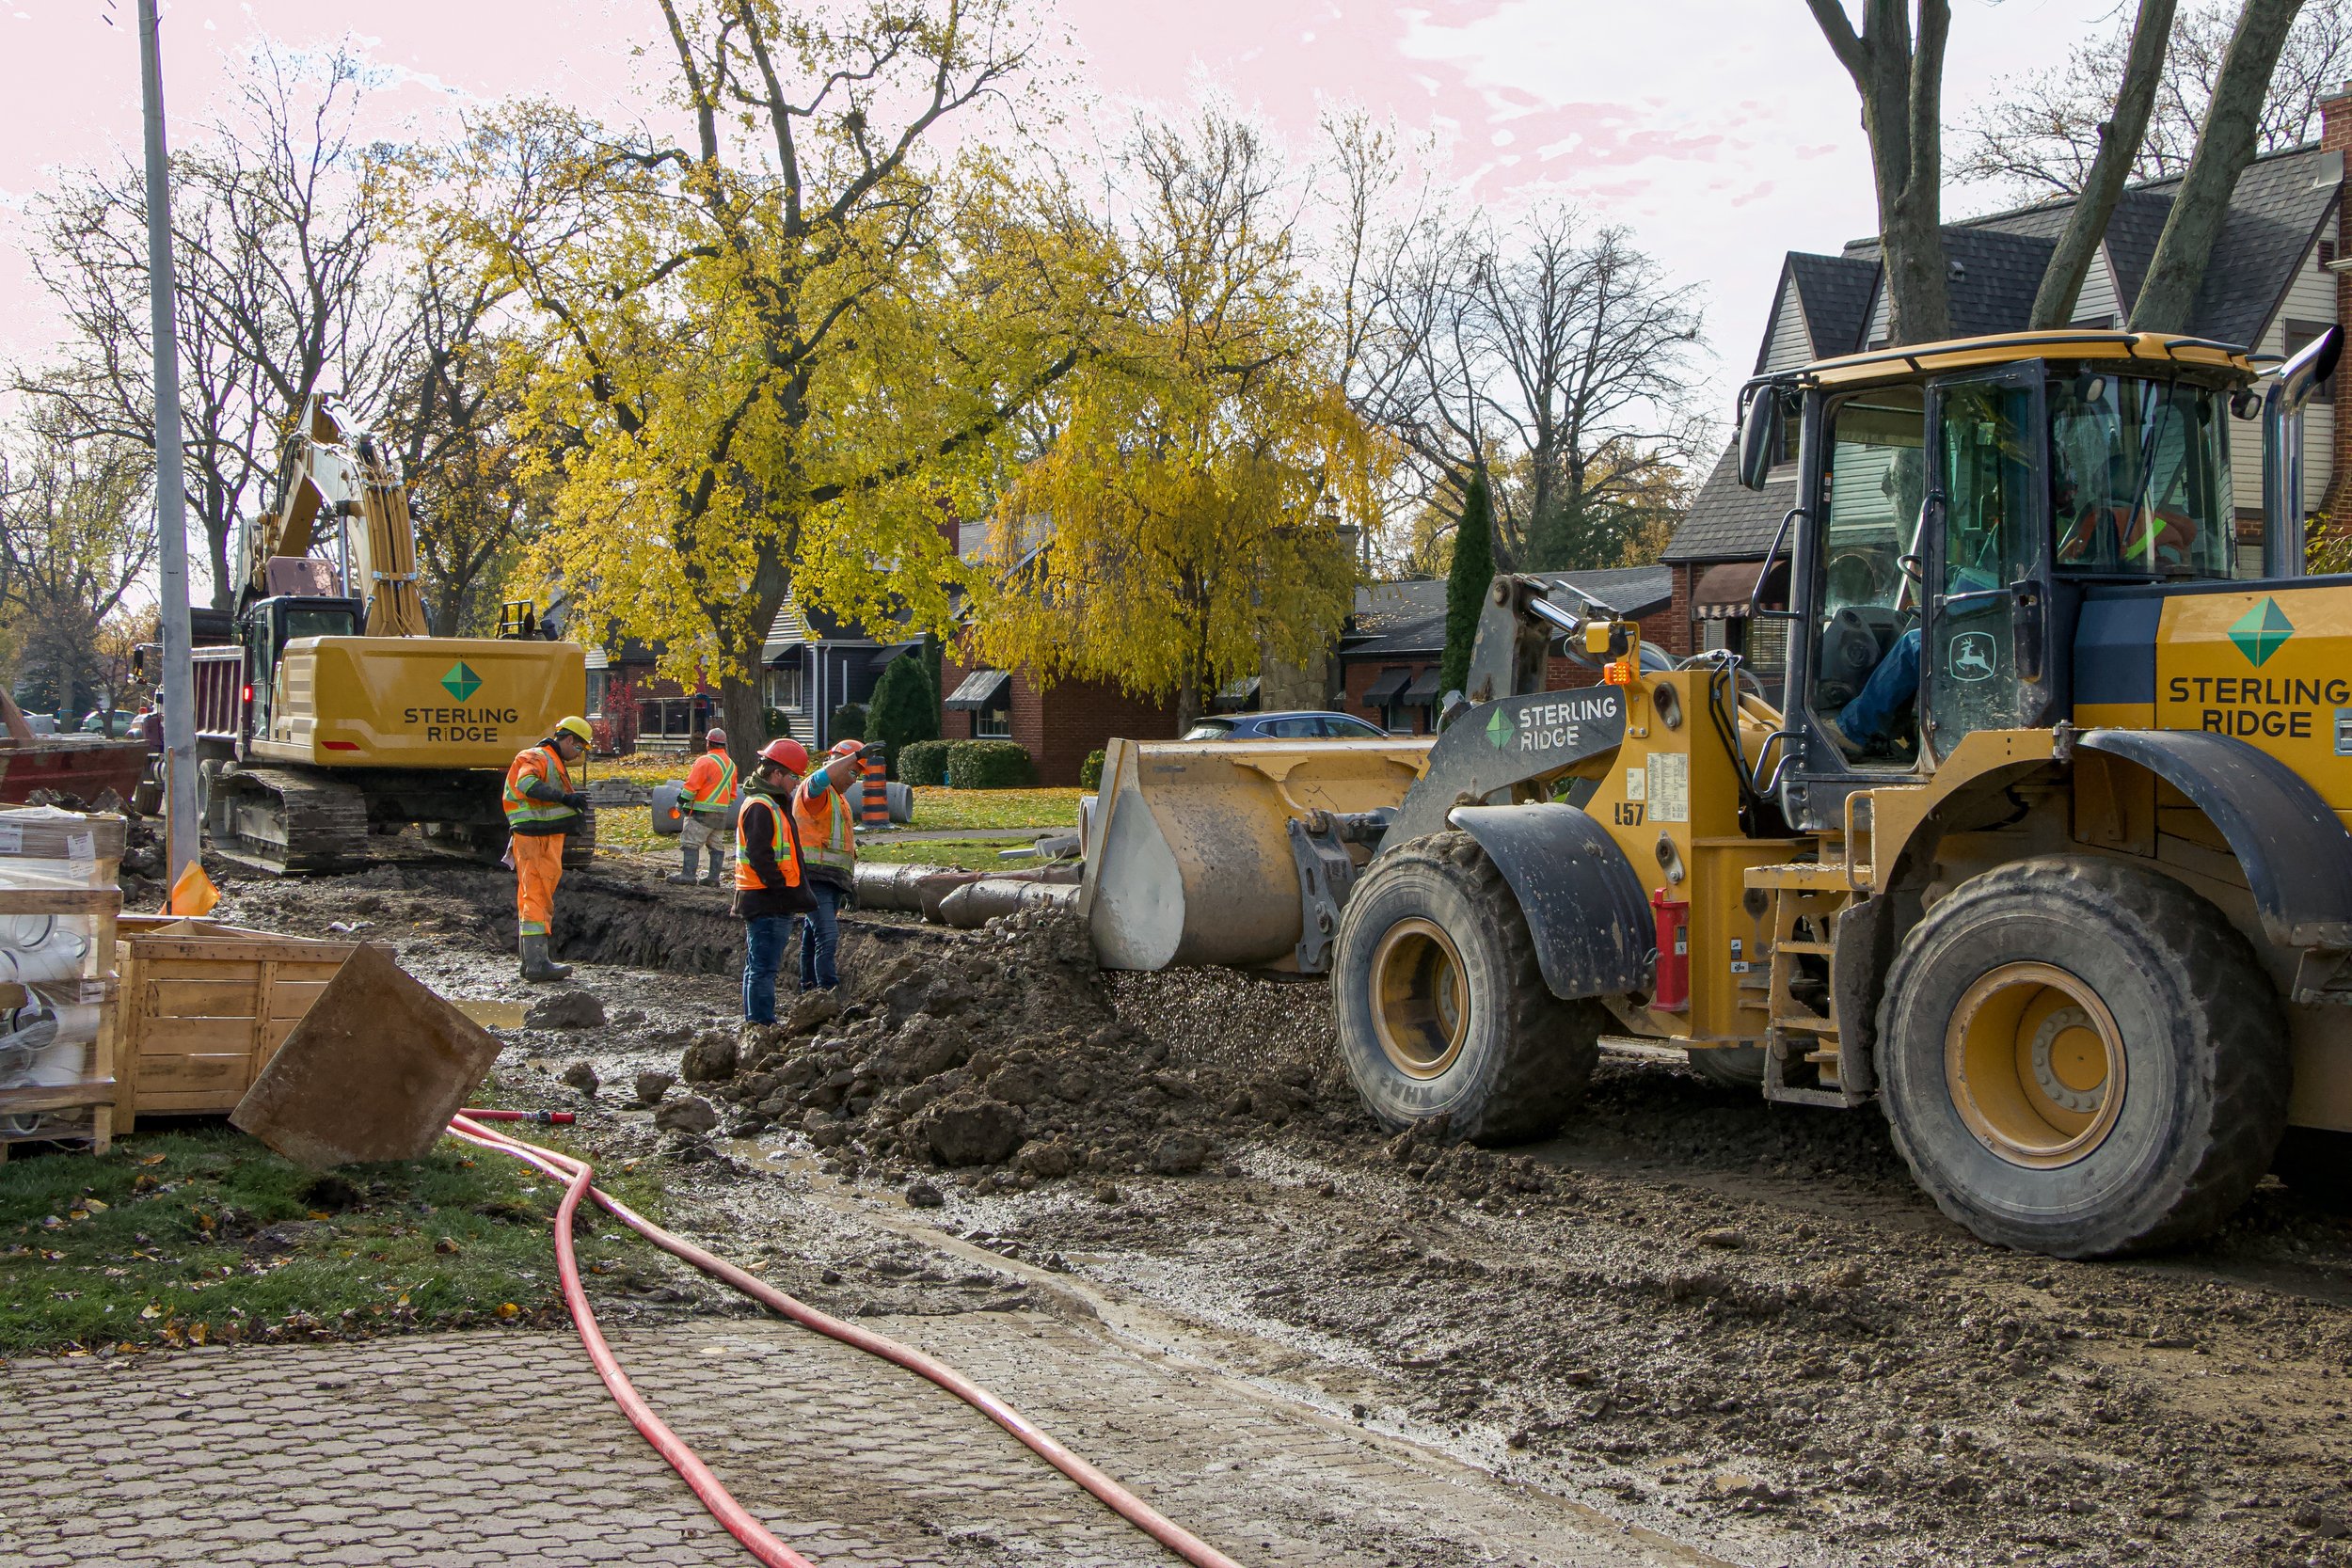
0, 1311, 1722, 1568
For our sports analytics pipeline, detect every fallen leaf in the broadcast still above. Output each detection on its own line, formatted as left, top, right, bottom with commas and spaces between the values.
137, 1304, 163, 1320
137, 1154, 166, 1166
83, 1198, 108, 1212
496, 1302, 519, 1319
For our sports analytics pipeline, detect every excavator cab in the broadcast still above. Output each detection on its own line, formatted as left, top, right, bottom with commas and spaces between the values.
239, 595, 361, 739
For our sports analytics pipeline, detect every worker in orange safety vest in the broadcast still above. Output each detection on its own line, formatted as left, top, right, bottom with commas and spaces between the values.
790, 738, 867, 992
668, 726, 739, 886
503, 716, 593, 981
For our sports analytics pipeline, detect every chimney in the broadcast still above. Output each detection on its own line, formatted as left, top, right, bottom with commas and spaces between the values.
2317, 82, 2352, 531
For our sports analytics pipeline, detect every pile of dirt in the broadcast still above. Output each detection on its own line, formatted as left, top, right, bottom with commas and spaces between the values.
682, 906, 1332, 1191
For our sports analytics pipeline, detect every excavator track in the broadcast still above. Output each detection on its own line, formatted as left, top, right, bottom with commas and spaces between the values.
206, 765, 373, 874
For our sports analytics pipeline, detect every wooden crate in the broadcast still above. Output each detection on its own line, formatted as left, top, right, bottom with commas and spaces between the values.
0, 882, 123, 1159
115, 918, 359, 1130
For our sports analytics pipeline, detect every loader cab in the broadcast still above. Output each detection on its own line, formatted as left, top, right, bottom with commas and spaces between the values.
239, 594, 362, 739
1746, 337, 2249, 832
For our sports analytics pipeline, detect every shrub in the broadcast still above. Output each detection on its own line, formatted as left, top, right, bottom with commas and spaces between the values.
866, 657, 940, 779
1079, 748, 1105, 790
830, 702, 867, 742
898, 738, 955, 788
946, 739, 1033, 789
590, 677, 641, 755
760, 707, 792, 738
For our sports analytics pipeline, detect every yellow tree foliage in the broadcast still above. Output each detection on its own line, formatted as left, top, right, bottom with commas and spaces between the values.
966, 111, 1383, 729
444, 0, 1110, 749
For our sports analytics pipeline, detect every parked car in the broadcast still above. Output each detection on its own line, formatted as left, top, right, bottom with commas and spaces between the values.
78, 708, 138, 738
1182, 710, 1389, 741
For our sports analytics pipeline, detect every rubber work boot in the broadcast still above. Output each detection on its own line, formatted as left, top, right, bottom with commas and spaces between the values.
666, 846, 700, 885
704, 858, 727, 886
519, 933, 574, 983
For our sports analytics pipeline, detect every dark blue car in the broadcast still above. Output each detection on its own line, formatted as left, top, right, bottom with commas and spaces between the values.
1182, 710, 1390, 741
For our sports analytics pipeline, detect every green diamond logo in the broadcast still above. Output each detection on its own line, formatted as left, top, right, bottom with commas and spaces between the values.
2228, 598, 2295, 668
1485, 707, 1517, 751
440, 661, 482, 702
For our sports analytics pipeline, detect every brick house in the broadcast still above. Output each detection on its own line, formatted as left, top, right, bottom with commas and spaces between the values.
1671, 118, 2352, 688
1338, 565, 1677, 734
933, 656, 1182, 786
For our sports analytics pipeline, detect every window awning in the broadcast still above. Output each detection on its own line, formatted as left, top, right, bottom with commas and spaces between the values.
1361, 667, 1413, 705
1401, 667, 1445, 703
944, 668, 1010, 711
1693, 558, 1789, 619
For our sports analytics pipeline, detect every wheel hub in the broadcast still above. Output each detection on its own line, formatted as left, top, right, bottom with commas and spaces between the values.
1368, 917, 1469, 1080
1947, 962, 2124, 1168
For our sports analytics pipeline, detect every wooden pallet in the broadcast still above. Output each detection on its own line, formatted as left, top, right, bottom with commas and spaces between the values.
0, 881, 124, 1160
113, 918, 359, 1130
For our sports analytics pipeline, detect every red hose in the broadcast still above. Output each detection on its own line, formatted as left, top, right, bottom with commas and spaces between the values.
447, 1114, 1246, 1568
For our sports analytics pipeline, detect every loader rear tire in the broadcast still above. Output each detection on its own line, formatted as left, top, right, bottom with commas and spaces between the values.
1332, 831, 1603, 1145
1878, 855, 2287, 1259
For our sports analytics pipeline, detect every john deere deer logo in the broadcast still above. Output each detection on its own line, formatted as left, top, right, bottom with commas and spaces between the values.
1948, 632, 1997, 683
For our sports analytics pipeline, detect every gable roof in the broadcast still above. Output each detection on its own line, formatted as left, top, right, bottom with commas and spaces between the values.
1787, 252, 1882, 361
1672, 142, 2344, 563
1341, 565, 1674, 658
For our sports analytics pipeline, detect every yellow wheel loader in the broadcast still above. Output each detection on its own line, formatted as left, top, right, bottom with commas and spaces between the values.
1082, 327, 2352, 1258
178, 395, 587, 872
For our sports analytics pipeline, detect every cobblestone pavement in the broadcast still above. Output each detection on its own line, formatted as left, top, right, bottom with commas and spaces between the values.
0, 1309, 1724, 1568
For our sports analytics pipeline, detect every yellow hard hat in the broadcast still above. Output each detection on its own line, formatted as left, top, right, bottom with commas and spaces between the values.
554, 716, 593, 744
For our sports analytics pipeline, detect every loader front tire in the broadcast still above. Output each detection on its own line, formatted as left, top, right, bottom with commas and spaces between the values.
1333, 831, 1603, 1145
1878, 855, 2288, 1259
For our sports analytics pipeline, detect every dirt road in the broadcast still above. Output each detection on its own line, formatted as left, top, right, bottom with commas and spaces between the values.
211, 853, 2352, 1568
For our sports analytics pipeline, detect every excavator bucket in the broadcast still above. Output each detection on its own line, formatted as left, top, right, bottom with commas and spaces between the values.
1080, 734, 1432, 971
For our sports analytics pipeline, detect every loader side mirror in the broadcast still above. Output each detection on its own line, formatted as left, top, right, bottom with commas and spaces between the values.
1737, 392, 1777, 491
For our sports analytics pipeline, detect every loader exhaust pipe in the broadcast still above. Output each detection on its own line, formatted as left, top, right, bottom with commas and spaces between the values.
2263, 325, 2341, 579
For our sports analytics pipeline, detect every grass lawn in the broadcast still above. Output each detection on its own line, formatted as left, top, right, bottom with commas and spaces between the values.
907, 787, 1082, 832
0, 1116, 660, 1357
863, 839, 1060, 869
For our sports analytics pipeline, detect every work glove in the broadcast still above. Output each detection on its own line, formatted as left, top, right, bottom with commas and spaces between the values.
563, 792, 591, 812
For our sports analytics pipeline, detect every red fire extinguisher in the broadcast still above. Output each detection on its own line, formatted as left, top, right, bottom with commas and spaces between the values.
1650, 886, 1691, 1011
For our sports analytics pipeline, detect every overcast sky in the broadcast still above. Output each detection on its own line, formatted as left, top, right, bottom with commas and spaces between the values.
0, 0, 2125, 418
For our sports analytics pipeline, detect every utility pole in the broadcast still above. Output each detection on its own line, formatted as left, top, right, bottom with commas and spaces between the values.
138, 0, 200, 895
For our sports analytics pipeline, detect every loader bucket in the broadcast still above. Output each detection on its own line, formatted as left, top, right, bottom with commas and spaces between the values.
1079, 734, 1433, 971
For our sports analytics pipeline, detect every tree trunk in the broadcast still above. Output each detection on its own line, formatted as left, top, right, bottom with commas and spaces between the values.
718, 667, 768, 779
1807, 0, 1955, 346
1175, 668, 1201, 736
2031, 0, 2177, 329
2130, 0, 2307, 331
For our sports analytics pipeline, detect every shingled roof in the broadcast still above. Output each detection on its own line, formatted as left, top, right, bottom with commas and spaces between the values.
1672, 142, 2344, 564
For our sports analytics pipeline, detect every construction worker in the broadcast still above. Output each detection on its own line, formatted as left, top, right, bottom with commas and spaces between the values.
504, 716, 594, 982
669, 727, 739, 885
792, 737, 868, 991
735, 738, 817, 1024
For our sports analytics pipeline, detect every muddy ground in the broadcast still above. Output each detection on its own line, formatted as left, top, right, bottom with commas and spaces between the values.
202, 848, 2352, 1568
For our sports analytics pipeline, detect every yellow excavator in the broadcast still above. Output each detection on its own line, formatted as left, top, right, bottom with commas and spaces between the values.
182, 394, 586, 871
1084, 327, 2352, 1258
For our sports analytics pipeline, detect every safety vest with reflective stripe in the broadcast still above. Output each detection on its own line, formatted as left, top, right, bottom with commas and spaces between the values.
734, 792, 803, 891
502, 745, 575, 829
683, 751, 738, 812
793, 780, 855, 873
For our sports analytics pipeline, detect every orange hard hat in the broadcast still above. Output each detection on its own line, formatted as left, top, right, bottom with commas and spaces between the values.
705, 727, 727, 747
757, 737, 809, 774
829, 739, 863, 757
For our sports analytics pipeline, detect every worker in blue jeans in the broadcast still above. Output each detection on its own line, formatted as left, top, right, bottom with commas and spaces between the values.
734, 739, 818, 1025
1824, 626, 1922, 753
791, 738, 868, 991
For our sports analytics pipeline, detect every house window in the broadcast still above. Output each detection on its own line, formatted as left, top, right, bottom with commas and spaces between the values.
1740, 617, 1789, 674
2285, 321, 2337, 403
765, 663, 803, 712
976, 702, 1011, 739
585, 670, 608, 719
